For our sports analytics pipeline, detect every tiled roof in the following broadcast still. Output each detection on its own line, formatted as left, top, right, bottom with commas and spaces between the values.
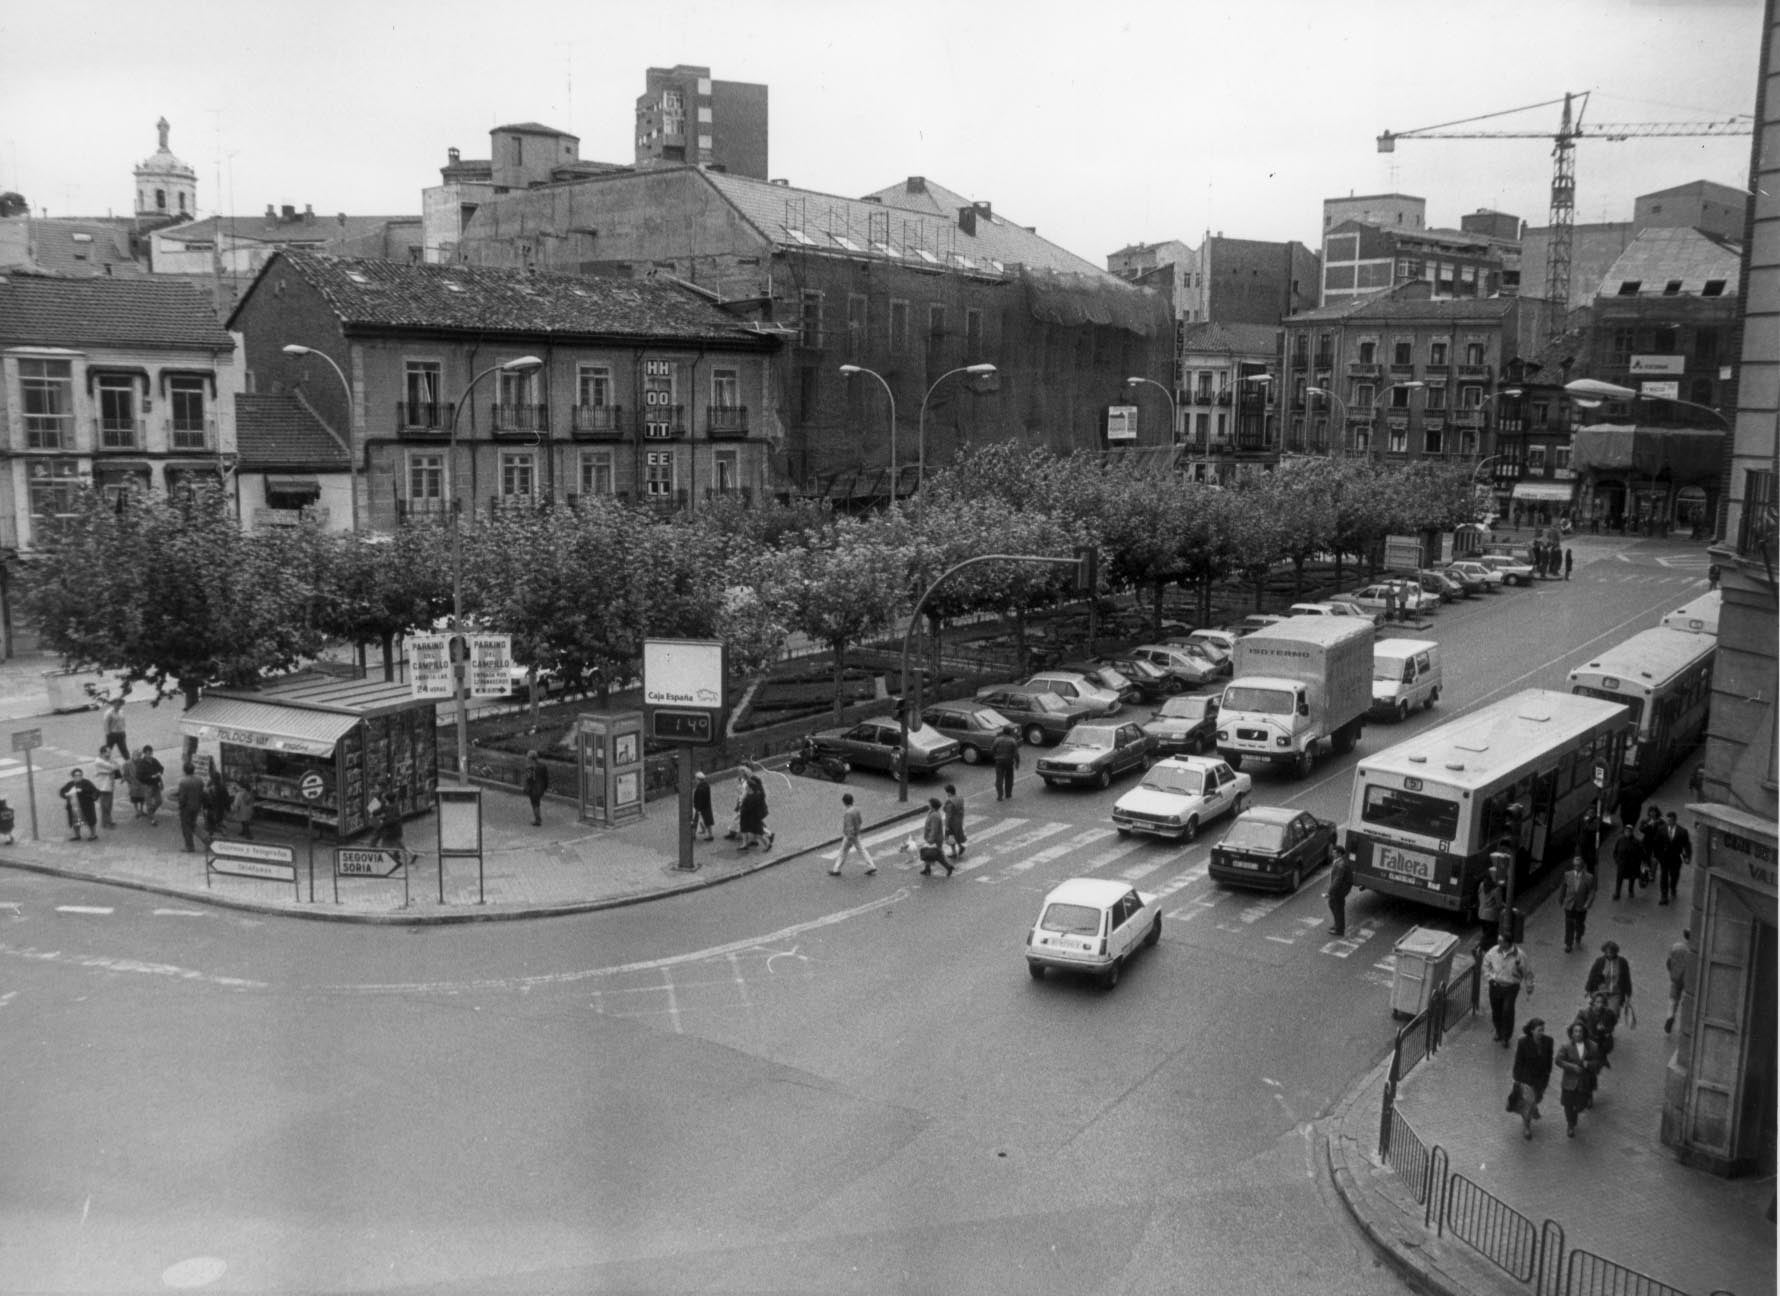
234, 393, 349, 470
0, 271, 234, 350
2, 218, 145, 277
1178, 321, 1282, 356
491, 121, 576, 137
1595, 227, 1740, 298
157, 213, 418, 248
244, 250, 776, 345
710, 172, 1117, 282
1286, 284, 1518, 325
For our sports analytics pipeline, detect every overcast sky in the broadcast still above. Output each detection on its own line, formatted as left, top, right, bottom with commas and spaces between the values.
0, 0, 1761, 263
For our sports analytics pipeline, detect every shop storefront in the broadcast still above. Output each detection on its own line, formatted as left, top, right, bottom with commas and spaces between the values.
180, 674, 439, 837
1571, 423, 1725, 536
1508, 479, 1576, 528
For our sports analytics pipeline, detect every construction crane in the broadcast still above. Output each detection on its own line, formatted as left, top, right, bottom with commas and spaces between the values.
1377, 92, 1752, 338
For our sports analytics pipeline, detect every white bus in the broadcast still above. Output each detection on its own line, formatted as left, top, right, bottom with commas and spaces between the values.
1660, 589, 1721, 637
1567, 626, 1715, 797
1345, 689, 1630, 916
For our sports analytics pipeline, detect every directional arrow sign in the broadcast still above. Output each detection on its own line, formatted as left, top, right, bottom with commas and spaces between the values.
335, 848, 404, 878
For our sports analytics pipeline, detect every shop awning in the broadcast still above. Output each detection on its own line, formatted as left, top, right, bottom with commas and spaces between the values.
1569, 423, 1725, 483
266, 475, 321, 495
179, 698, 358, 757
1511, 481, 1576, 503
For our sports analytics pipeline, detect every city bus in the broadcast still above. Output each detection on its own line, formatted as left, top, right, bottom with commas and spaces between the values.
1344, 690, 1630, 917
1567, 626, 1715, 796
1660, 589, 1721, 637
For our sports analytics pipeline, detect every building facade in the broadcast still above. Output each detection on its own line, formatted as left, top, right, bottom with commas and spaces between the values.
228, 251, 780, 530
634, 64, 768, 179
0, 271, 240, 652
1320, 220, 1513, 309
1175, 321, 1281, 479
133, 117, 196, 223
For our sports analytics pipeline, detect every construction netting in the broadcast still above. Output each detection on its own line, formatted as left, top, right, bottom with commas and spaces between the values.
1020, 266, 1172, 337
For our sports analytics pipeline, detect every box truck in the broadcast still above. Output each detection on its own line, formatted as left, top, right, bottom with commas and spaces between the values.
1217, 616, 1372, 777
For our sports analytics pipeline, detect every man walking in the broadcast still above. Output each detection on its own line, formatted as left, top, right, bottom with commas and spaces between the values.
1563, 548, 1574, 580
175, 762, 207, 853
57, 768, 101, 842
942, 783, 967, 861
91, 748, 119, 830
1477, 862, 1506, 942
522, 750, 549, 827
100, 697, 129, 759
991, 725, 1021, 802
1559, 854, 1596, 953
1611, 822, 1645, 900
919, 797, 953, 877
135, 745, 165, 826
1326, 848, 1354, 936
1653, 811, 1692, 905
828, 792, 876, 877
1483, 929, 1535, 1047
691, 771, 714, 842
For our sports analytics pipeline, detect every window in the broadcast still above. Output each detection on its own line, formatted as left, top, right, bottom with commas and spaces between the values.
645, 450, 675, 497
713, 448, 740, 494
965, 307, 983, 357
1460, 386, 1483, 409
1423, 426, 1444, 455
847, 294, 867, 354
889, 300, 909, 353
27, 460, 80, 518
404, 361, 442, 427
1390, 385, 1413, 409
1464, 341, 1485, 367
1393, 339, 1413, 365
928, 304, 947, 361
644, 363, 677, 437
1610, 329, 1635, 364
577, 365, 612, 408
1527, 445, 1548, 472
800, 291, 824, 348
578, 450, 614, 497
19, 359, 73, 449
1388, 426, 1408, 454
1194, 412, 1209, 441
169, 376, 208, 449
499, 452, 535, 498
1701, 279, 1727, 297
97, 374, 138, 447
1553, 444, 1572, 474
497, 366, 536, 409
155, 188, 166, 211
1662, 281, 1683, 296
1357, 340, 1377, 364
1353, 382, 1376, 410
408, 452, 444, 501
1695, 328, 1720, 367
711, 366, 740, 412
1429, 340, 1449, 367
1425, 385, 1448, 410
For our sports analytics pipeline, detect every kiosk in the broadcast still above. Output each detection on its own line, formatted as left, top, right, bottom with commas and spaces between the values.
179, 674, 440, 838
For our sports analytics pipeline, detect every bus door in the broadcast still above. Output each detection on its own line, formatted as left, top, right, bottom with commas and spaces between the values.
1528, 767, 1559, 864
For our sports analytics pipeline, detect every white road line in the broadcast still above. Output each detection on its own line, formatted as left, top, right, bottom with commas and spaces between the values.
660, 966, 682, 1034
55, 905, 114, 915
153, 908, 209, 917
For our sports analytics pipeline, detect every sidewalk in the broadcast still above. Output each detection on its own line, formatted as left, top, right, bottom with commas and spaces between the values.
1324, 761, 1776, 1296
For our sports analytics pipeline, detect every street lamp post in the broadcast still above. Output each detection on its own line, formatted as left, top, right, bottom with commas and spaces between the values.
918, 363, 997, 491
1563, 378, 1730, 428
1123, 376, 1179, 444
446, 356, 543, 785
281, 344, 360, 531
839, 364, 898, 500
1306, 386, 1349, 455
1370, 380, 1426, 457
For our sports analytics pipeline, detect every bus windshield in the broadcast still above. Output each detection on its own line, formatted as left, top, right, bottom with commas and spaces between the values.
1361, 784, 1460, 842
1223, 685, 1295, 715
1571, 687, 1643, 726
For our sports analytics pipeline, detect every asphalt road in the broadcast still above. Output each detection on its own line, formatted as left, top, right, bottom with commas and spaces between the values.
0, 540, 1712, 1293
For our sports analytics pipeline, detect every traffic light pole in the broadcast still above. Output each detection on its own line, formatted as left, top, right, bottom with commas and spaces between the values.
894, 550, 1094, 803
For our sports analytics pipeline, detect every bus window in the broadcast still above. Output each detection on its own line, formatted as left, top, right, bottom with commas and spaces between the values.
1361, 785, 1460, 841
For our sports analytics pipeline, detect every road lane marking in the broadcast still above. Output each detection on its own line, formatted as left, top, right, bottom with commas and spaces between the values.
55, 906, 114, 915
0, 941, 266, 988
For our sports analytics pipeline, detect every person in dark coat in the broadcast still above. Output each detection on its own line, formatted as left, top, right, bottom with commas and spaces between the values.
1611, 825, 1645, 901
1326, 849, 1354, 936
1559, 855, 1596, 953
522, 750, 550, 827
991, 726, 1021, 801
135, 745, 165, 826
57, 768, 101, 842
691, 771, 714, 842
1555, 1019, 1599, 1137
1579, 990, 1621, 1071
203, 766, 230, 837
175, 762, 207, 852
1510, 1018, 1555, 1139
919, 796, 952, 876
737, 776, 769, 852
1584, 939, 1634, 1015
1651, 811, 1692, 905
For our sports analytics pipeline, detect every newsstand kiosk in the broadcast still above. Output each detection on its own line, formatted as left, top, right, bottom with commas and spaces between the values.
179, 674, 440, 838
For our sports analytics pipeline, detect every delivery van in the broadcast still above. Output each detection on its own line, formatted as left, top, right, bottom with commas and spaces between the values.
1370, 638, 1442, 721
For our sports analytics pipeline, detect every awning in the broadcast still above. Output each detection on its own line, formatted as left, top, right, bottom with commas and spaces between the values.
265, 475, 321, 495
1511, 481, 1576, 503
179, 698, 358, 758
1569, 424, 1725, 482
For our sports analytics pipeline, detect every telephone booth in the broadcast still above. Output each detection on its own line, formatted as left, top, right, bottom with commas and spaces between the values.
576, 711, 646, 826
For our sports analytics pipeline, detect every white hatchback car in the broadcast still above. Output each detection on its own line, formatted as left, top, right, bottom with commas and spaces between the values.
1026, 877, 1162, 988
1024, 670, 1123, 717
1111, 754, 1251, 841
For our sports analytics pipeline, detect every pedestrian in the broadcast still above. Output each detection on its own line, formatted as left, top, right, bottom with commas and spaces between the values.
942, 783, 967, 861
919, 796, 953, 876
1477, 862, 1506, 943
737, 774, 769, 852
1577, 802, 1602, 871
91, 747, 119, 830
724, 768, 749, 841
0, 797, 14, 846
829, 792, 877, 877
1579, 990, 1621, 1071
522, 750, 549, 827
1383, 583, 1397, 623
175, 762, 207, 853
1665, 929, 1693, 1034
1482, 929, 1535, 1047
1584, 939, 1634, 1017
203, 765, 230, 838
691, 771, 714, 842
1559, 855, 1596, 953
1326, 848, 1354, 936
221, 779, 255, 839
135, 745, 165, 826
369, 784, 409, 867
118, 746, 143, 818
1563, 548, 1573, 580
1611, 823, 1645, 901
1509, 1018, 1555, 1140
1652, 810, 1692, 905
1615, 785, 1644, 845
57, 768, 101, 841
1555, 1019, 1599, 1138
100, 696, 129, 759
991, 725, 1021, 801
1707, 562, 1721, 590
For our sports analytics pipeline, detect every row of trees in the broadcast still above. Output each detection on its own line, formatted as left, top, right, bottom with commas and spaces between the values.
15, 449, 1480, 719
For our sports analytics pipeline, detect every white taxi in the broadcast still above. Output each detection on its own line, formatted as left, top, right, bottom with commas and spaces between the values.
1110, 754, 1251, 841
1025, 877, 1162, 989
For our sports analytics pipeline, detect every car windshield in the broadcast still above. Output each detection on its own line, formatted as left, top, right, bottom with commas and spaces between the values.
1221, 818, 1287, 852
1157, 697, 1206, 721
1223, 685, 1295, 715
1141, 766, 1203, 795
1061, 726, 1117, 750
1040, 902, 1104, 937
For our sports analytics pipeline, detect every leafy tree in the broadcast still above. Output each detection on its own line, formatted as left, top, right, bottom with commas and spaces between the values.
310, 529, 451, 681
0, 192, 26, 218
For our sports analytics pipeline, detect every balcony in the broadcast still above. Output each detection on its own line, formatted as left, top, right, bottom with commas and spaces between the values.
704, 486, 754, 505
396, 401, 453, 435
1457, 364, 1490, 379
570, 404, 625, 439
94, 417, 145, 451
396, 496, 454, 524
1452, 411, 1486, 429
1215, 390, 1232, 406
1347, 362, 1381, 379
641, 405, 687, 440
1313, 352, 1335, 369
169, 417, 216, 452
491, 403, 550, 437
1388, 363, 1416, 378
1187, 390, 1214, 406
706, 405, 750, 439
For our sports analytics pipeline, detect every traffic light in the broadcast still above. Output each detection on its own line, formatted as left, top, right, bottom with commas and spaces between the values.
891, 696, 907, 722
1073, 545, 1098, 593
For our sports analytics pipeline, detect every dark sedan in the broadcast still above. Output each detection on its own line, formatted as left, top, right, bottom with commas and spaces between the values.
974, 686, 1097, 746
808, 718, 960, 776
1141, 693, 1220, 756
1035, 722, 1158, 789
1208, 806, 1340, 892
1096, 655, 1177, 701
919, 701, 1014, 765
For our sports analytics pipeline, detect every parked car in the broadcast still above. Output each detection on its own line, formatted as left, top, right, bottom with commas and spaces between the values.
974, 685, 1096, 746
808, 717, 960, 776
1237, 614, 1285, 636
1161, 634, 1234, 676
1127, 642, 1223, 689
919, 701, 1015, 765
1444, 561, 1500, 594
1289, 600, 1381, 627
1414, 568, 1464, 604
1111, 754, 1251, 841
1024, 670, 1124, 717
1036, 721, 1157, 789
1181, 627, 1240, 661
1082, 657, 1173, 703
1208, 806, 1340, 892
1026, 877, 1162, 988
1056, 661, 1145, 705
1141, 693, 1221, 756
1477, 552, 1536, 586
1347, 582, 1431, 618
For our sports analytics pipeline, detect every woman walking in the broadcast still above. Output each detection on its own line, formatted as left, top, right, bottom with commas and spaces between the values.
1556, 1018, 1600, 1138
1509, 1019, 1554, 1139
1585, 939, 1634, 1017
737, 775, 769, 852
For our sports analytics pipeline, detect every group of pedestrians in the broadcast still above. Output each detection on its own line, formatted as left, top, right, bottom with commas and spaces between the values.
1611, 799, 1694, 905
1505, 939, 1638, 1141
830, 781, 970, 879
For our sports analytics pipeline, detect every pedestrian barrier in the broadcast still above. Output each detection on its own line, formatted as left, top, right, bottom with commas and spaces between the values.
1380, 1105, 1433, 1205
1562, 1249, 1691, 1296
1439, 1171, 1540, 1284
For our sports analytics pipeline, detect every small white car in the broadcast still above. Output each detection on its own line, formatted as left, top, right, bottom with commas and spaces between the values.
1024, 670, 1123, 717
1289, 600, 1381, 627
1448, 560, 1504, 591
1127, 643, 1223, 688
1111, 754, 1251, 841
1026, 877, 1162, 988
1176, 628, 1238, 662
1477, 553, 1536, 586
1347, 582, 1430, 618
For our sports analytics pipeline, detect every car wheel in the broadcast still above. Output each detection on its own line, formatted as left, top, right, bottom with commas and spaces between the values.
1163, 677, 1185, 695
1101, 960, 1121, 990
1182, 816, 1199, 843
1144, 916, 1162, 948
1028, 963, 1044, 980
1096, 769, 1111, 790
1225, 752, 1243, 771
961, 745, 981, 765
1024, 725, 1047, 746
1290, 865, 1303, 892
1294, 749, 1314, 778
789, 757, 808, 775
1396, 701, 1410, 723
1425, 688, 1439, 710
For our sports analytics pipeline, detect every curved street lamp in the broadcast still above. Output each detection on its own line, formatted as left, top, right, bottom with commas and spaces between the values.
1563, 378, 1729, 429
446, 356, 544, 785
1124, 375, 1179, 444
281, 344, 360, 531
918, 363, 997, 491
839, 364, 898, 500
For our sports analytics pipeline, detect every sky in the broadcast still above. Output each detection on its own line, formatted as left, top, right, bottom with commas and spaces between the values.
0, 0, 1762, 264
